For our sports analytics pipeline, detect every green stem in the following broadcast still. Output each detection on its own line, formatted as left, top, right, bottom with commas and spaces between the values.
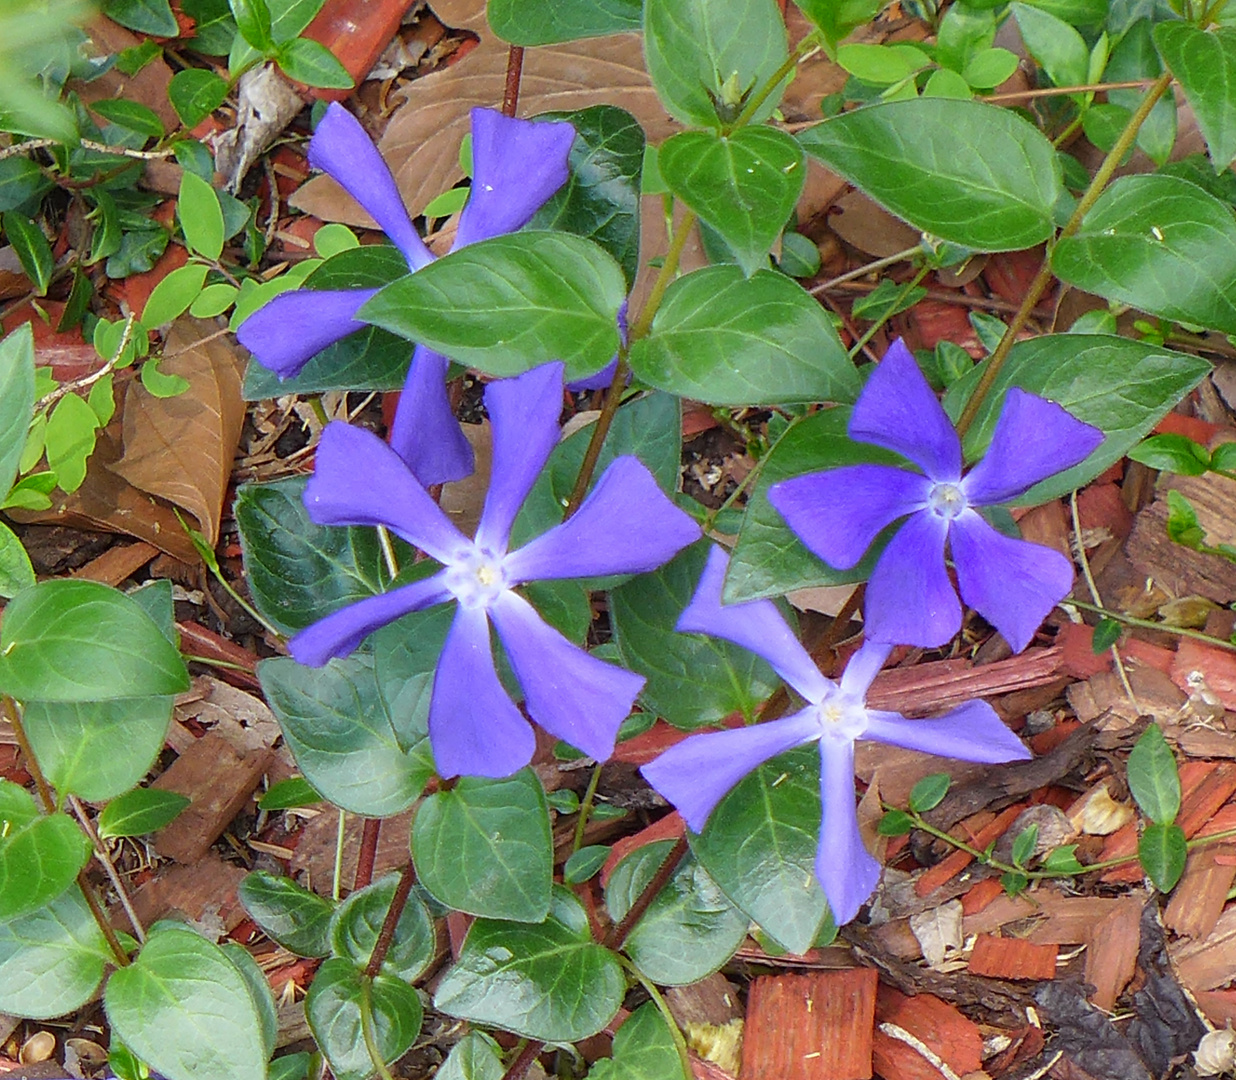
619, 956, 694, 1080
359, 976, 397, 1080
563, 355, 632, 518
955, 71, 1174, 437
1062, 598, 1236, 654
702, 412, 807, 534
573, 763, 604, 854
732, 31, 822, 130
627, 210, 698, 344
810, 244, 925, 295
377, 525, 400, 580
332, 809, 347, 902
848, 265, 930, 359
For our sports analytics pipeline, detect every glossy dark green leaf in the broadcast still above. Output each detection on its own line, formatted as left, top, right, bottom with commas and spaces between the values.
1092, 617, 1122, 652
363, 232, 624, 377
259, 654, 434, 817
605, 840, 747, 985
436, 889, 625, 1041
3, 212, 52, 295
628, 267, 858, 406
0, 522, 34, 599
0, 579, 189, 702
528, 105, 644, 289
1128, 433, 1211, 475
1011, 3, 1088, 88
0, 886, 110, 1019
691, 746, 828, 954
643, 0, 788, 128
1106, 20, 1174, 167
371, 600, 453, 752
488, 0, 640, 44
412, 769, 553, 923
563, 845, 611, 884
907, 773, 951, 813
1139, 822, 1187, 892
589, 1001, 686, 1080
330, 873, 434, 981
611, 541, 780, 730
275, 38, 353, 89
437, 1031, 505, 1080
659, 128, 804, 276
0, 157, 52, 214
1154, 23, 1236, 171
305, 958, 422, 1080
1127, 723, 1180, 824
230, 0, 273, 51
105, 923, 267, 1080
257, 777, 323, 811
0, 322, 35, 501
102, 0, 178, 36
168, 69, 229, 129
943, 334, 1211, 503
798, 99, 1060, 251
181, 0, 236, 53
98, 789, 189, 839
1053, 176, 1236, 334
0, 787, 89, 922
238, 871, 334, 958
235, 476, 397, 635
90, 99, 165, 140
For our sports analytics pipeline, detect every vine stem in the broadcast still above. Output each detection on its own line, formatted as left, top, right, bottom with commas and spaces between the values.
502, 46, 525, 117
810, 244, 924, 295
67, 794, 145, 943
604, 835, 689, 950
955, 70, 1174, 438
573, 763, 604, 854
359, 976, 398, 1080
354, 817, 381, 891
731, 31, 821, 130
0, 137, 177, 162
500, 1040, 544, 1080
1062, 597, 1236, 653
619, 956, 694, 1080
37, 309, 134, 414
364, 862, 416, 979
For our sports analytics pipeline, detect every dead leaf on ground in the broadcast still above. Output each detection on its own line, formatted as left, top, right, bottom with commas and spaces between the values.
909, 899, 964, 971
74, 16, 178, 131
110, 317, 247, 545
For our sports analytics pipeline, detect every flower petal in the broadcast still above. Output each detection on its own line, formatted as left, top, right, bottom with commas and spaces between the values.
768, 464, 931, 570
429, 604, 535, 779
864, 510, 960, 648
309, 103, 432, 270
475, 362, 565, 552
236, 289, 376, 379
850, 339, 962, 481
387, 345, 474, 487
961, 388, 1105, 506
838, 640, 893, 699
289, 573, 452, 666
863, 701, 1030, 763
677, 545, 833, 703
454, 109, 576, 250
640, 711, 820, 833
950, 509, 1074, 654
503, 457, 701, 582
304, 421, 467, 563
491, 591, 641, 762
816, 737, 882, 926
566, 355, 620, 392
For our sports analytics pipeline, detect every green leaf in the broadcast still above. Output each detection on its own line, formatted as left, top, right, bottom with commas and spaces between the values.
0, 579, 189, 702
238, 870, 334, 958
659, 128, 804, 277
369, 599, 453, 751
1139, 822, 1187, 892
235, 476, 397, 635
1107, 20, 1174, 168
564, 845, 611, 884
611, 541, 781, 730
529, 105, 645, 289
0, 323, 35, 501
181, 0, 237, 53
0, 156, 52, 214
168, 69, 229, 128
227, 0, 327, 69
0, 781, 91, 922
435, 888, 625, 1041
1040, 844, 1085, 875
605, 840, 747, 985
792, 0, 880, 53
488, 0, 640, 44
257, 776, 322, 811
259, 654, 433, 817
3, 212, 53, 295
1052, 175, 1236, 335
141, 263, 210, 329
589, 1001, 686, 1080
0, 885, 110, 1019
1128, 433, 1211, 475
963, 48, 1020, 89
361, 232, 625, 379
942, 334, 1211, 504
230, 0, 273, 50
877, 809, 914, 836
908, 773, 951, 813
628, 267, 858, 406
643, 0, 788, 128
313, 222, 358, 258
98, 789, 190, 838
0, 522, 33, 599
140, 357, 191, 398
798, 99, 1061, 251
412, 769, 554, 923
1166, 489, 1206, 550
437, 1031, 506, 1080
330, 873, 434, 980
1011, 3, 1088, 88
1092, 617, 1122, 652
837, 43, 921, 84
102, 0, 178, 36
89, 99, 165, 140
45, 391, 98, 494
220, 941, 278, 1062
1010, 823, 1039, 868
305, 958, 422, 1080
275, 38, 353, 89
1154, 23, 1236, 172
778, 231, 821, 277
178, 171, 225, 262
851, 278, 927, 322
692, 745, 828, 954
190, 282, 238, 318
1127, 723, 1181, 824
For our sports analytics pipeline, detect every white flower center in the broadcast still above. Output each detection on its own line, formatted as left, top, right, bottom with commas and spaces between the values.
444, 546, 509, 610
812, 690, 868, 742
927, 481, 967, 521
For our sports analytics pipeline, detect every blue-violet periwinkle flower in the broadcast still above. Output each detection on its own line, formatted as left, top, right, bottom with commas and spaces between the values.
290, 362, 701, 780
768, 340, 1103, 653
236, 103, 576, 486
640, 545, 1031, 925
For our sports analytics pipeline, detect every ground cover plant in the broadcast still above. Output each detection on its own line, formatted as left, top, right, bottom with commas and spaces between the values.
8, 0, 1236, 1077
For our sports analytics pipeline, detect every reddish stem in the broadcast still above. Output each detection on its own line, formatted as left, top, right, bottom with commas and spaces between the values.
364, 862, 416, 979
502, 46, 525, 117
354, 817, 381, 891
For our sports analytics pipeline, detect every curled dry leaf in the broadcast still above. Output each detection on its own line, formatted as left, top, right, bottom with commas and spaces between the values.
1069, 781, 1135, 837
110, 317, 246, 545
909, 898, 964, 971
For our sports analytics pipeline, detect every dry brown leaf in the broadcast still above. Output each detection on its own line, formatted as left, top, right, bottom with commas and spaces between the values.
74, 16, 177, 131
110, 318, 246, 545
909, 899, 964, 971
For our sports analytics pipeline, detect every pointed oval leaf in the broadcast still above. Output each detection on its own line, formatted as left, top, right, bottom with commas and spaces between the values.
98, 789, 190, 839
178, 171, 225, 262
168, 68, 230, 128
361, 232, 626, 379
238, 870, 334, 958
0, 792, 90, 922
1052, 175, 1236, 334
0, 323, 35, 501
798, 99, 1060, 251
627, 266, 859, 405
104, 923, 267, 1080
1127, 723, 1181, 825
437, 1031, 506, 1080
220, 941, 278, 1061
412, 769, 554, 924
589, 1002, 685, 1080
488, 0, 640, 44
1154, 23, 1236, 172
0, 521, 33, 599
0, 580, 189, 702
659, 128, 805, 276
1139, 822, 1187, 893
329, 873, 434, 981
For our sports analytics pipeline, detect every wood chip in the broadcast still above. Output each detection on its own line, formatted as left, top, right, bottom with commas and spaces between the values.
1083, 895, 1143, 1012
914, 805, 1026, 898
872, 985, 983, 1080
1171, 905, 1236, 992
1164, 843, 1236, 941
123, 853, 248, 932
70, 541, 159, 586
967, 935, 1058, 981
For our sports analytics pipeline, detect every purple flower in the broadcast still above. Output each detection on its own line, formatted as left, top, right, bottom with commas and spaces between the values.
641, 545, 1030, 925
767, 340, 1103, 652
289, 362, 701, 779
236, 103, 576, 486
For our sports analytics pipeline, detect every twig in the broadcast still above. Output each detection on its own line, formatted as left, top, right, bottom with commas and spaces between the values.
879, 1023, 962, 1080
500, 1040, 544, 1080
36, 310, 136, 413
980, 78, 1155, 104
810, 245, 924, 294
1062, 598, 1236, 654
68, 794, 145, 943
262, 154, 279, 252
0, 137, 178, 162
825, 278, 1047, 319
